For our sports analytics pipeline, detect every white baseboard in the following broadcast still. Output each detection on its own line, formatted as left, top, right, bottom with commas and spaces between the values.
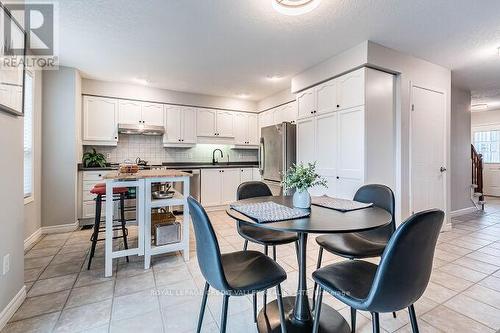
40, 220, 79, 234
449, 206, 477, 218
24, 228, 42, 252
0, 286, 26, 331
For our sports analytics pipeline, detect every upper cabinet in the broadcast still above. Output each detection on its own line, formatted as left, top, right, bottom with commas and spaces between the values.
234, 113, 259, 146
118, 100, 164, 126
197, 109, 234, 138
296, 68, 366, 120
83, 96, 119, 146
258, 101, 298, 133
164, 106, 197, 146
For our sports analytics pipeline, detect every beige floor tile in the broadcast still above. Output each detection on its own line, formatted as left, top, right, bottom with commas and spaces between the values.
11, 290, 70, 321
110, 309, 163, 333
51, 251, 88, 266
24, 267, 45, 283
395, 320, 441, 333
452, 256, 500, 274
154, 265, 191, 287
163, 299, 215, 332
114, 270, 155, 296
438, 263, 488, 282
422, 282, 458, 304
2, 312, 59, 333
339, 307, 388, 333
66, 280, 115, 308
421, 305, 494, 333
31, 238, 67, 250
75, 268, 115, 288
54, 299, 112, 333
445, 293, 500, 330
39, 261, 83, 279
24, 256, 54, 270
478, 275, 500, 292
25, 247, 61, 259
462, 284, 500, 309
116, 261, 150, 278
112, 289, 160, 321
466, 251, 500, 266
157, 278, 200, 310
28, 274, 77, 297
430, 270, 474, 292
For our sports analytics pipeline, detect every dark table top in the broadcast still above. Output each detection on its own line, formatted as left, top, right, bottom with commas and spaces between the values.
226, 195, 392, 234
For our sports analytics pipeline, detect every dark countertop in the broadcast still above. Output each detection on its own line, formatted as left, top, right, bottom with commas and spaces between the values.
78, 161, 259, 171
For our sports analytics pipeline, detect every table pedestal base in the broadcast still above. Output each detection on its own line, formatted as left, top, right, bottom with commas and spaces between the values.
257, 296, 350, 333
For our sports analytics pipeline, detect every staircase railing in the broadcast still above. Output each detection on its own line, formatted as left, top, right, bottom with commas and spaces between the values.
471, 144, 484, 204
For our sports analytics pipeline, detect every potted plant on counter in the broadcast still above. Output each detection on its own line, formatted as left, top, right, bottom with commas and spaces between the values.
283, 162, 327, 209
82, 148, 107, 168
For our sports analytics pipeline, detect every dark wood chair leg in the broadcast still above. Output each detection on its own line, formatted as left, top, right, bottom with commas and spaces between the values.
88, 194, 102, 270
197, 282, 210, 333
312, 247, 323, 310
351, 307, 356, 333
408, 304, 419, 333
220, 294, 230, 333
371, 312, 380, 333
119, 193, 129, 262
276, 284, 287, 333
312, 287, 323, 333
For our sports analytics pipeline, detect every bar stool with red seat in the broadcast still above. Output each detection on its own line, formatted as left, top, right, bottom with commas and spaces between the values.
88, 183, 130, 270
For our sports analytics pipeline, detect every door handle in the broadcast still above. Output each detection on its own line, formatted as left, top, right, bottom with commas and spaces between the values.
440, 167, 447, 173
259, 137, 265, 175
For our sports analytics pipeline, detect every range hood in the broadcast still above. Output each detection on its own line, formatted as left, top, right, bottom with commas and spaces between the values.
118, 123, 165, 136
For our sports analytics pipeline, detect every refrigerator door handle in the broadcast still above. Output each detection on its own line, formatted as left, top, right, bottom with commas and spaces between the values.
259, 137, 265, 175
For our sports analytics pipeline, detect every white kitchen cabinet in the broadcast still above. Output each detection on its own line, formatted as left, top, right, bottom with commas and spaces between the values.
141, 102, 164, 126
234, 113, 259, 146
118, 100, 164, 126
221, 169, 241, 204
296, 117, 315, 165
164, 106, 197, 146
297, 89, 315, 119
197, 109, 234, 138
240, 168, 253, 183
252, 168, 261, 181
259, 110, 274, 130
282, 103, 297, 124
313, 112, 338, 196
200, 169, 223, 206
83, 96, 119, 146
337, 69, 365, 111
316, 80, 338, 115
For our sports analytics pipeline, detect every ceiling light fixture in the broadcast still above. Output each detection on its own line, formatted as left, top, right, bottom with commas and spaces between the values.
471, 103, 488, 111
133, 78, 148, 86
272, 0, 321, 16
266, 75, 283, 81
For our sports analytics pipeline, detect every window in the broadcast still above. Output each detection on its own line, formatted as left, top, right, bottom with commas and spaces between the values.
24, 71, 34, 199
473, 130, 500, 163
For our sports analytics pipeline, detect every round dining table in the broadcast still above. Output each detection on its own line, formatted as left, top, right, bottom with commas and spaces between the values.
226, 195, 392, 333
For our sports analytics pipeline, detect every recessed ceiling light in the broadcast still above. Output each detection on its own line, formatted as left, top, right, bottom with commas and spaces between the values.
133, 78, 148, 85
266, 75, 283, 81
272, 0, 321, 16
237, 93, 250, 98
471, 104, 488, 111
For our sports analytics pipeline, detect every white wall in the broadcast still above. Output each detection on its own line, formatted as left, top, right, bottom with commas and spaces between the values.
257, 88, 295, 112
450, 85, 472, 212
42, 67, 80, 228
24, 70, 43, 241
472, 108, 500, 126
82, 79, 257, 113
0, 101, 25, 322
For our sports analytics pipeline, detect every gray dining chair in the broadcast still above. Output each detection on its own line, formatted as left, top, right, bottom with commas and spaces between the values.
187, 196, 288, 333
312, 209, 444, 333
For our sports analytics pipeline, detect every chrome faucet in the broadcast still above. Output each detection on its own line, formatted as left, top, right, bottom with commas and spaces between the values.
212, 149, 223, 164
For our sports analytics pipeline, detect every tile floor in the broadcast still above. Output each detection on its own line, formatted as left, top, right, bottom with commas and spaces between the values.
4, 198, 500, 333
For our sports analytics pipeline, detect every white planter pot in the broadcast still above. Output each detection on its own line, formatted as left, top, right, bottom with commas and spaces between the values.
293, 189, 311, 209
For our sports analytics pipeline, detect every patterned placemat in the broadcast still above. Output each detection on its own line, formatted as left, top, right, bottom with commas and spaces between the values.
311, 195, 373, 212
230, 201, 310, 223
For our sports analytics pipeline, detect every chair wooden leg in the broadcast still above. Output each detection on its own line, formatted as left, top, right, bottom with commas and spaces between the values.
312, 247, 323, 310
220, 294, 230, 333
88, 195, 102, 270
197, 282, 210, 333
276, 285, 287, 333
371, 312, 380, 333
243, 240, 248, 251
408, 304, 419, 333
253, 293, 257, 323
312, 287, 323, 333
350, 307, 356, 333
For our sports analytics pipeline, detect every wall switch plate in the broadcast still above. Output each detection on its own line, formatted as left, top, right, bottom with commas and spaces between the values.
2, 254, 10, 275
106, 153, 111, 159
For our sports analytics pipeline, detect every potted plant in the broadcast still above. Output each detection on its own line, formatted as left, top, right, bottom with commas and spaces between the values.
282, 162, 327, 208
82, 148, 107, 168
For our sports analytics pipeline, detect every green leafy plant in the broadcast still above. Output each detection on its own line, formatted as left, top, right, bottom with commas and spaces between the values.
82, 148, 107, 168
282, 162, 327, 192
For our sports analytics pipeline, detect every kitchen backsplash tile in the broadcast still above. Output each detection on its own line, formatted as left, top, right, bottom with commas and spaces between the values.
84, 135, 258, 164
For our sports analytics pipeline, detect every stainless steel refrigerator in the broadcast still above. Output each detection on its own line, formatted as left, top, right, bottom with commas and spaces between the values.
259, 122, 296, 195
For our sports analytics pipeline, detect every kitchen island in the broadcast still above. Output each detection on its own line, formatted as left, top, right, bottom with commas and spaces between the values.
103, 169, 191, 277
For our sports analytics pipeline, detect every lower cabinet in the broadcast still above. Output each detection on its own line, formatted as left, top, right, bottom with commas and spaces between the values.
200, 168, 260, 207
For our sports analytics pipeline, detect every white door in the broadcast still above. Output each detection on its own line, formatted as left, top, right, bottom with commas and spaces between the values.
313, 112, 338, 196
337, 107, 365, 199
297, 88, 315, 119
197, 109, 217, 137
483, 164, 500, 196
411, 86, 446, 214
141, 102, 164, 126
201, 169, 222, 206
182, 107, 197, 144
240, 168, 253, 183
296, 117, 315, 165
165, 106, 182, 143
83, 96, 118, 143
316, 79, 338, 115
216, 111, 234, 137
221, 169, 241, 204
234, 113, 248, 145
338, 68, 365, 110
118, 100, 142, 124
247, 114, 259, 145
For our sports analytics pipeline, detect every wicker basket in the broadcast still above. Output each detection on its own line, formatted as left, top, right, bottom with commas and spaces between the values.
151, 208, 176, 231
119, 163, 139, 174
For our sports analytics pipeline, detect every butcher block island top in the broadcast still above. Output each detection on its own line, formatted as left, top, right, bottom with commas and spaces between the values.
103, 169, 192, 180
